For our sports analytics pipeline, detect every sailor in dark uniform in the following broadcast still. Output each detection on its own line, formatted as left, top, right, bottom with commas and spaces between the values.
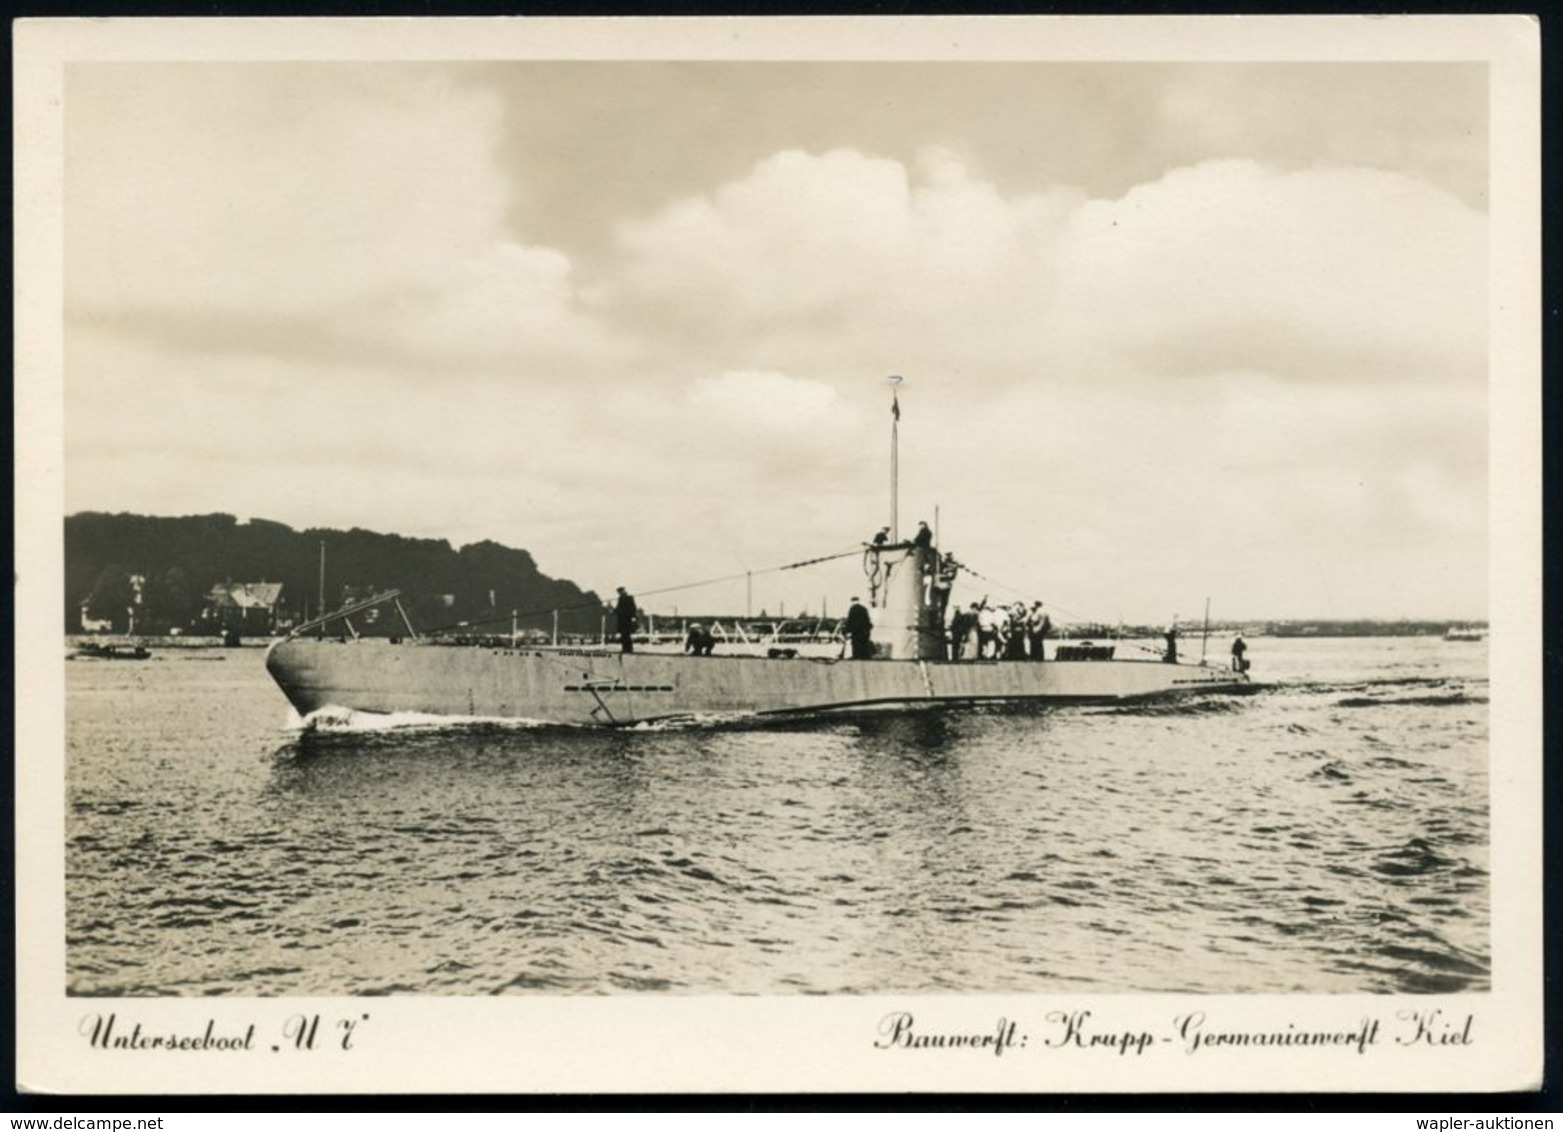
614, 586, 639, 653
1005, 603, 1029, 660
845, 597, 874, 659
912, 521, 933, 549
948, 603, 974, 660
1027, 601, 1051, 661
684, 622, 715, 656
1231, 633, 1248, 672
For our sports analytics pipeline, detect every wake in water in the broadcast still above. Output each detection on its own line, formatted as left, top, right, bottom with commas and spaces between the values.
1081, 694, 1256, 717
1334, 692, 1487, 708
293, 702, 806, 736
290, 699, 1043, 737
1258, 673, 1488, 708
288, 704, 557, 733
1291, 674, 1483, 694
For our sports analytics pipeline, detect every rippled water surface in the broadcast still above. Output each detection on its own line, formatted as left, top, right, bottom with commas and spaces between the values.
66, 637, 1489, 996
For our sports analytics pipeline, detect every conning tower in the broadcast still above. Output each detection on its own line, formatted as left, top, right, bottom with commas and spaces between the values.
868, 544, 944, 660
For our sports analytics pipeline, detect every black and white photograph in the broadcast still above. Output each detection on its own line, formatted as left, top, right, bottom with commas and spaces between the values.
15, 16, 1541, 1095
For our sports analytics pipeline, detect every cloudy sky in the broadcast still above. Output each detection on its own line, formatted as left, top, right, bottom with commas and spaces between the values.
62, 54, 1490, 623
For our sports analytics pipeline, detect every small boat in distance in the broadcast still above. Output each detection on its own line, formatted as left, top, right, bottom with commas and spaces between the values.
70, 641, 152, 660
1444, 625, 1487, 642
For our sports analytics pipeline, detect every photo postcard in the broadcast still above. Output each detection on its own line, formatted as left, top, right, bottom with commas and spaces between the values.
13, 14, 1543, 1096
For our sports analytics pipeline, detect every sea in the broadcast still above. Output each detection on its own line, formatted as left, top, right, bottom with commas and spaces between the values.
64, 635, 1490, 997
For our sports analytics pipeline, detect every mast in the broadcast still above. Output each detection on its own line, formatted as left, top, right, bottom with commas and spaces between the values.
317, 539, 326, 638
867, 375, 942, 661
888, 375, 903, 542
1201, 597, 1211, 663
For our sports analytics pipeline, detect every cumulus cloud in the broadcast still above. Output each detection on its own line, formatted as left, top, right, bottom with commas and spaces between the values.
1051, 160, 1487, 385
65, 65, 617, 377
614, 148, 914, 322
610, 146, 1079, 378
607, 146, 1485, 403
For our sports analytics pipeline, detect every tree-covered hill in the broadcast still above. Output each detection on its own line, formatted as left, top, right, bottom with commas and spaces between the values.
64, 512, 603, 636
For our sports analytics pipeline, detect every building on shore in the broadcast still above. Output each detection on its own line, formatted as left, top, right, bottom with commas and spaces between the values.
202, 581, 285, 634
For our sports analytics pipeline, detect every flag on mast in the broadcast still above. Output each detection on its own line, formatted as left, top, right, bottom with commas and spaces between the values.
888, 374, 903, 420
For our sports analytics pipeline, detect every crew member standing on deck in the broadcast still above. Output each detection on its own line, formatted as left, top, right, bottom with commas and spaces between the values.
912, 520, 933, 549
845, 596, 874, 659
1006, 603, 1029, 659
992, 604, 1012, 659
948, 603, 973, 660
1231, 633, 1248, 672
1027, 601, 1052, 661
614, 586, 639, 653
962, 602, 983, 659
976, 600, 997, 659
1163, 621, 1179, 664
